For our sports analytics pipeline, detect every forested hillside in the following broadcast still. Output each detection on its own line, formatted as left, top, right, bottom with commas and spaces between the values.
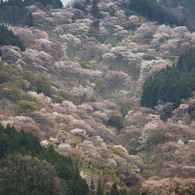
141, 48, 195, 108
0, 0, 195, 194
0, 0, 62, 26
158, 0, 195, 31
127, 0, 184, 26
0, 125, 88, 195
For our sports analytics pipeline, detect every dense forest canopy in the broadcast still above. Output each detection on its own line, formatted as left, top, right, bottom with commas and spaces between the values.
0, 125, 89, 195
141, 48, 195, 108
0, 0, 63, 8
128, 0, 184, 26
0, 24, 25, 51
159, 0, 195, 31
0, 0, 62, 26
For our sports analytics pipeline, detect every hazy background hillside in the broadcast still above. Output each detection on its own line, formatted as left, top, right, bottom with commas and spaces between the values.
159, 0, 195, 31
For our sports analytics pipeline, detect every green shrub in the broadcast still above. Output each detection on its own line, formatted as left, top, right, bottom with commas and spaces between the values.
23, 71, 53, 96
110, 148, 124, 158
53, 95, 65, 104
137, 153, 148, 164
57, 50, 65, 59
36, 73, 52, 96
108, 110, 123, 130
124, 9, 137, 17
54, 89, 78, 105
79, 61, 90, 69
23, 70, 37, 91
118, 100, 132, 117
16, 100, 38, 115
73, 2, 86, 12
147, 130, 166, 147
89, 96, 97, 102
0, 63, 54, 103
103, 167, 117, 180
55, 115, 70, 124
94, 142, 102, 147
0, 71, 10, 84
0, 63, 22, 87
56, 89, 66, 96
20, 93, 37, 102
0, 83, 22, 102
94, 78, 105, 91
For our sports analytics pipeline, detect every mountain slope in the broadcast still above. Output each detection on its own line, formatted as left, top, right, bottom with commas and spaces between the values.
0, 0, 195, 194
158, 0, 195, 31
0, 125, 88, 195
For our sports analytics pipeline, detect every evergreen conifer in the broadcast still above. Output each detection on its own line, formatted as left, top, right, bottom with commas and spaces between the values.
96, 179, 103, 195
91, 0, 100, 19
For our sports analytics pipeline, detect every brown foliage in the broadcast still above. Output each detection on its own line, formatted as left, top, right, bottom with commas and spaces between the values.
140, 177, 195, 195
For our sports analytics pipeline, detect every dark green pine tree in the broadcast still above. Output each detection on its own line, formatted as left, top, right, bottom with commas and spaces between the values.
96, 179, 103, 195
90, 180, 95, 195
141, 48, 195, 108
110, 183, 119, 195
25, 11, 33, 27
0, 25, 25, 51
91, 0, 100, 19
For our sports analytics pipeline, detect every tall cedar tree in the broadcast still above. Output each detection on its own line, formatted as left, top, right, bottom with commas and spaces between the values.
110, 183, 119, 195
90, 180, 96, 195
91, 0, 100, 19
96, 179, 103, 195
25, 11, 33, 27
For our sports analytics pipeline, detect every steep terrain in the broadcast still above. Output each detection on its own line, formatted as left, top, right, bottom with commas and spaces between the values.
0, 0, 195, 194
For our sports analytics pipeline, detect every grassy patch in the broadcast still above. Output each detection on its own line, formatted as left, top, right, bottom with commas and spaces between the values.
94, 142, 102, 147
110, 148, 124, 158
79, 61, 90, 69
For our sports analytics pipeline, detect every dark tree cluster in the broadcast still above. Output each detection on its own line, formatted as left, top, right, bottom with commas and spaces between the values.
35, 0, 63, 8
91, 180, 127, 195
0, 0, 34, 26
0, 125, 89, 195
0, 0, 62, 26
73, 1, 86, 12
159, 0, 195, 31
0, 5, 28, 26
128, 0, 184, 26
91, 0, 101, 19
141, 48, 195, 108
0, 24, 25, 51
0, 0, 62, 8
